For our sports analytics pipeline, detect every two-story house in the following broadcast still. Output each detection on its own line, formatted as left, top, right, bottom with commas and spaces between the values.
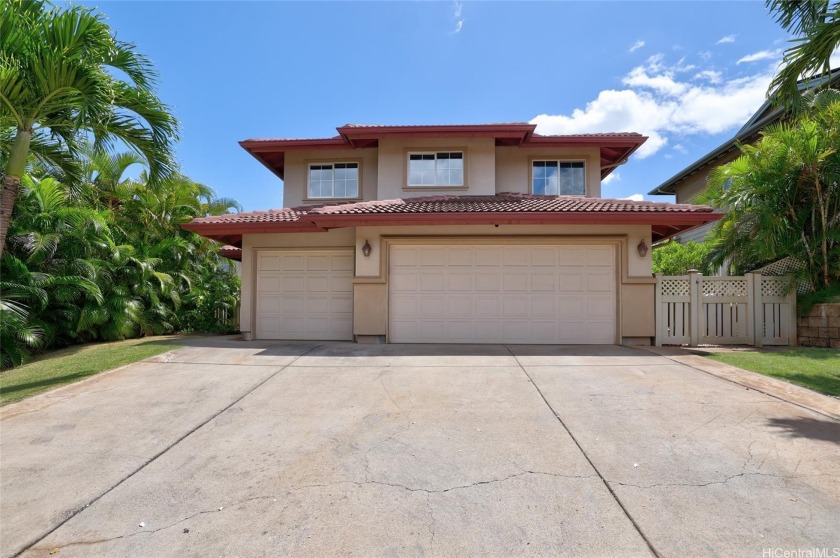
184, 123, 720, 345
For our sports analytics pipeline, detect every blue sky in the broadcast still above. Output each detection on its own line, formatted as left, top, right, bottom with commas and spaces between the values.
81, 1, 791, 210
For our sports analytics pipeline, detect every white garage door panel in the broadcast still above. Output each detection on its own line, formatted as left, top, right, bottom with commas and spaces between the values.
256, 250, 353, 340
389, 245, 616, 344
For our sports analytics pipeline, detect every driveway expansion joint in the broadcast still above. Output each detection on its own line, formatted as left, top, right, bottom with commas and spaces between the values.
13, 344, 324, 558
505, 345, 663, 558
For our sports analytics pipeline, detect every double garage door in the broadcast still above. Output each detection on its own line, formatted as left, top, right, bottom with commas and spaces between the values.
255, 244, 616, 344
389, 244, 616, 344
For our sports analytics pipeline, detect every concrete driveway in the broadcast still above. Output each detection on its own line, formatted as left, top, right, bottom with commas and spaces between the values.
1, 339, 838, 557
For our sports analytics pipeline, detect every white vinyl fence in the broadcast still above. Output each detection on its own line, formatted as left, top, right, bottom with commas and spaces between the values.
655, 272, 796, 347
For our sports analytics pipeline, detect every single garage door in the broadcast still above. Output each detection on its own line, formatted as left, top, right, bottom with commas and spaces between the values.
255, 250, 353, 340
389, 244, 616, 344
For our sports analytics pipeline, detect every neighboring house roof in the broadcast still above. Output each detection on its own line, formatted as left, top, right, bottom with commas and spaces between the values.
240, 123, 647, 181
649, 68, 840, 196
183, 193, 722, 247
219, 245, 242, 261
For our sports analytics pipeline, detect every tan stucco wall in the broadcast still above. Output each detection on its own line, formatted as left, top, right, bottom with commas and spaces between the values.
280, 144, 610, 206
351, 224, 653, 342
377, 137, 496, 199
621, 283, 655, 337
353, 283, 387, 335
239, 228, 356, 336
354, 224, 652, 277
239, 224, 655, 344
495, 146, 603, 197
283, 149, 378, 207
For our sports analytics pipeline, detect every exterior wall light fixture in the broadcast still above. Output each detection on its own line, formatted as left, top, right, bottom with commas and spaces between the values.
362, 240, 372, 257
637, 239, 648, 258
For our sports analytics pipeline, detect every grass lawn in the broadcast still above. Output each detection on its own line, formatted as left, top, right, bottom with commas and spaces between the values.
703, 347, 840, 397
0, 336, 180, 406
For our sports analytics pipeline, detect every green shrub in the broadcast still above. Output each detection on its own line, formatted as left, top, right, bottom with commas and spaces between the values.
652, 240, 713, 276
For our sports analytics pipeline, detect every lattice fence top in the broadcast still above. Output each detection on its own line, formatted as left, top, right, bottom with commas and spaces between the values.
761, 278, 788, 297
701, 279, 748, 297
754, 256, 803, 276
660, 279, 690, 297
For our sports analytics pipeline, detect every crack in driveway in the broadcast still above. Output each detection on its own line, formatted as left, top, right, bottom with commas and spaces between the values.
504, 345, 663, 558
13, 345, 323, 558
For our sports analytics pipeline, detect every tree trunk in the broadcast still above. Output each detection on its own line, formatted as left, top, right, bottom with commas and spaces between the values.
0, 129, 32, 258
813, 175, 831, 289
0, 174, 22, 255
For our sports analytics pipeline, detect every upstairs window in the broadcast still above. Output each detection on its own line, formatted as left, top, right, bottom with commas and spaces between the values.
532, 161, 585, 196
408, 152, 464, 187
308, 162, 359, 199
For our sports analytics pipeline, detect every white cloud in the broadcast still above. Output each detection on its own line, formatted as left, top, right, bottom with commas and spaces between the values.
672, 143, 688, 154
452, 1, 464, 33
623, 66, 688, 96
716, 35, 736, 45
737, 49, 782, 64
602, 172, 621, 185
629, 40, 645, 53
530, 54, 774, 159
622, 194, 645, 201
698, 50, 713, 61
694, 70, 722, 84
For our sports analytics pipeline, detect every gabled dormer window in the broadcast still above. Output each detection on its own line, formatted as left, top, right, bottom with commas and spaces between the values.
532, 160, 585, 196
408, 152, 464, 187
308, 162, 359, 199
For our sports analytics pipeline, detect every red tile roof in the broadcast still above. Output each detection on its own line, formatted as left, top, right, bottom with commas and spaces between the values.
219, 245, 242, 261
239, 123, 649, 180
313, 194, 712, 216
199, 208, 309, 224
183, 194, 722, 246
189, 194, 714, 226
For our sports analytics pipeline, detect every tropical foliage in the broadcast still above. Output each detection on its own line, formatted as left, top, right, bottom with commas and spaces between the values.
0, 0, 177, 254
652, 240, 713, 276
1, 165, 241, 369
1, 2, 238, 369
700, 91, 840, 292
767, 0, 840, 108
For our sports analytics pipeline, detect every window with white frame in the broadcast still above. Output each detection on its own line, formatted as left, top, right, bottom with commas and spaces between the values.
532, 161, 585, 195
408, 152, 464, 187
307, 162, 359, 199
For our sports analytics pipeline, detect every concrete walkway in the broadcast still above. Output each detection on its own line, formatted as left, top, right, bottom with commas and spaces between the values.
1, 339, 838, 557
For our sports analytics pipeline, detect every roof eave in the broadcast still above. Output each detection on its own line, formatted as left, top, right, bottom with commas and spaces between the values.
309, 211, 721, 228
183, 209, 722, 244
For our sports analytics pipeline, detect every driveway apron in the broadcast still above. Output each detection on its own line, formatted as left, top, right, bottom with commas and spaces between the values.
2, 340, 838, 557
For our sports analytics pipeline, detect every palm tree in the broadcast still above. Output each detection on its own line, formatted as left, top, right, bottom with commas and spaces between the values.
0, 0, 178, 255
701, 91, 840, 290
767, 0, 840, 108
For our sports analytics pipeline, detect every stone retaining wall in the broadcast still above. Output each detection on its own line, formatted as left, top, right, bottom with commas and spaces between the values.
797, 303, 840, 348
